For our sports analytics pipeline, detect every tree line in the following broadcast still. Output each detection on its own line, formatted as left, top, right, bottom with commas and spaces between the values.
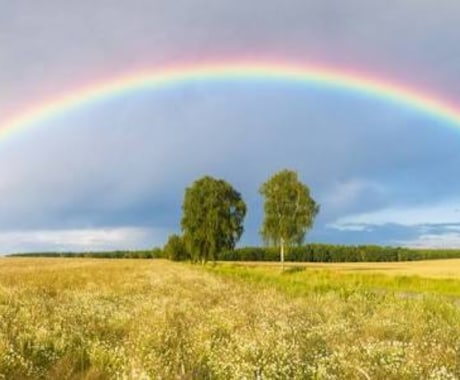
10, 246, 460, 262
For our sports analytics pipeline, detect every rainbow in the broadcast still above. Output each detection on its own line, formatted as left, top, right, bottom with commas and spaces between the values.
2, 61, 460, 141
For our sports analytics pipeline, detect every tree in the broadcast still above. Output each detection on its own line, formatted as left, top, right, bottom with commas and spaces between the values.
181, 176, 247, 264
259, 169, 319, 269
163, 234, 189, 261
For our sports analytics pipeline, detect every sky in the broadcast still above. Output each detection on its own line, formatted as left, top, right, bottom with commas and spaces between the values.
2, 0, 460, 252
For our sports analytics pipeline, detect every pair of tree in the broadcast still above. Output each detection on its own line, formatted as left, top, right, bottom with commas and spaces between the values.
168, 169, 319, 264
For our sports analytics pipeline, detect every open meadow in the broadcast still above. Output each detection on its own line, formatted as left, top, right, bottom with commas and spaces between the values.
0, 258, 459, 379
224, 259, 460, 279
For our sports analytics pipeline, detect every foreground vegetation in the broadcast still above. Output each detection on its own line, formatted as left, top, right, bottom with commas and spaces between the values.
0, 258, 459, 379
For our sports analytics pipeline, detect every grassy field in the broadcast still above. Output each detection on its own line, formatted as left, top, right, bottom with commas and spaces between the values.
0, 258, 459, 379
223, 259, 460, 278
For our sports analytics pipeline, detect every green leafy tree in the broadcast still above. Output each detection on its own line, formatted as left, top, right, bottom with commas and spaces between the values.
260, 169, 319, 268
181, 176, 247, 264
163, 234, 189, 261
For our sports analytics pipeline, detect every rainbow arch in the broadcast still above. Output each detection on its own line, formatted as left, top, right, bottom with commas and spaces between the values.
2, 61, 460, 141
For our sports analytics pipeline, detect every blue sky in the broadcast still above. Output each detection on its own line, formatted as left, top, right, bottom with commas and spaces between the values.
2, 0, 460, 252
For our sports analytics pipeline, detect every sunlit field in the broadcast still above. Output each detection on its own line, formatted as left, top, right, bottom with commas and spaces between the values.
310, 258, 460, 279
224, 259, 460, 279
0, 258, 459, 379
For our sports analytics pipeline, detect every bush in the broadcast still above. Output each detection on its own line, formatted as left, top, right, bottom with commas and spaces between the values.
163, 234, 189, 261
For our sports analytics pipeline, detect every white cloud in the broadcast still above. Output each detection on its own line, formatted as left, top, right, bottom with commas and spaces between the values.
328, 224, 373, 232
397, 232, 460, 248
329, 200, 460, 231
0, 227, 165, 254
444, 225, 460, 232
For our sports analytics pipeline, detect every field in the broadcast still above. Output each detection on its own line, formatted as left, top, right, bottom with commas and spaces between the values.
224, 259, 460, 279
0, 258, 459, 379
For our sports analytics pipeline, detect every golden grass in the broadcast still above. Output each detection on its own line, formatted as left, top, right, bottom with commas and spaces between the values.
222, 258, 460, 279
0, 258, 458, 379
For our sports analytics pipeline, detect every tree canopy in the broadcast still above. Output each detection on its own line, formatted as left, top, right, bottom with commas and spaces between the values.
181, 176, 247, 263
260, 169, 319, 265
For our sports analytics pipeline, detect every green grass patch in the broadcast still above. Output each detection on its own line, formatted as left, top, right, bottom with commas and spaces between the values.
208, 263, 460, 298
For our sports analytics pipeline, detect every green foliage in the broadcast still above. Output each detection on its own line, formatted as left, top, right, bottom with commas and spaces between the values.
8, 249, 164, 259
163, 234, 189, 261
218, 244, 460, 262
181, 176, 246, 263
260, 169, 319, 250
9, 246, 460, 263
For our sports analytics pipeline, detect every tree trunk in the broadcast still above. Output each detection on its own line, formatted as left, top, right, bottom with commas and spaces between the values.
280, 238, 285, 271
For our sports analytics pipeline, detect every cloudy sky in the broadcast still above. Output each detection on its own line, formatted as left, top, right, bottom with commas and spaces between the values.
2, 0, 460, 252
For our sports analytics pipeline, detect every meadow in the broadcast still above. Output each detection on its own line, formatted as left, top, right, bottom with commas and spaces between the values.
0, 258, 459, 379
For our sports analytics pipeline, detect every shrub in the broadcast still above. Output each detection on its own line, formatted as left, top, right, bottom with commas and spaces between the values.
163, 234, 189, 261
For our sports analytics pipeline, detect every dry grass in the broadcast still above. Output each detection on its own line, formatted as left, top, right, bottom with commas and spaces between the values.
223, 258, 460, 279
0, 258, 458, 379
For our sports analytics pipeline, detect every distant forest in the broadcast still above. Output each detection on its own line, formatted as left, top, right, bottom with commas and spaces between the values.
8, 244, 460, 262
